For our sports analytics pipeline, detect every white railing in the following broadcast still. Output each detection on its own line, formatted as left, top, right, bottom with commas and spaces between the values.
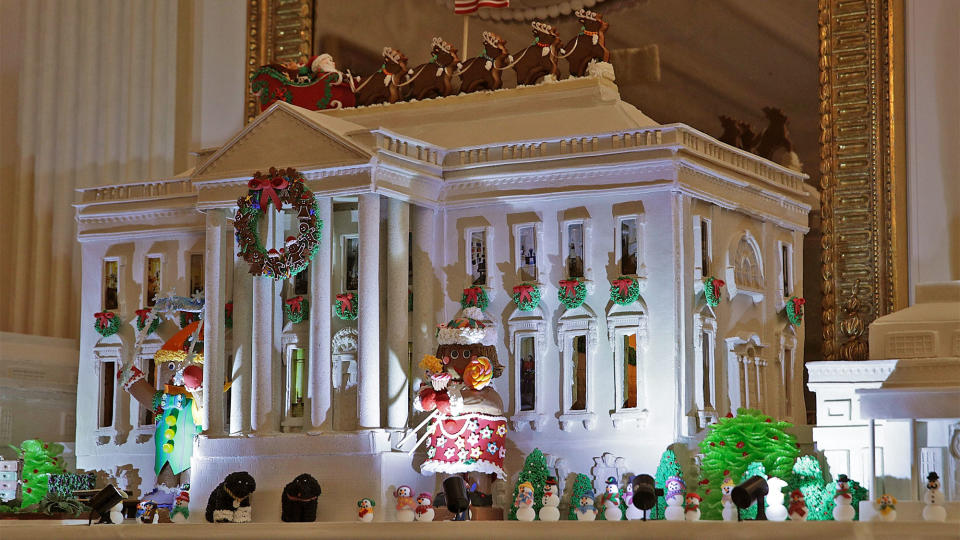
77, 178, 193, 204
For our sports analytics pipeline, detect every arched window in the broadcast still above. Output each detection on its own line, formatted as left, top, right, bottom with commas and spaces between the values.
734, 234, 763, 289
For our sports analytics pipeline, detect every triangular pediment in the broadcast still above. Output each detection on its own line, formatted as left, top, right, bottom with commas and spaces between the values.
194, 102, 372, 180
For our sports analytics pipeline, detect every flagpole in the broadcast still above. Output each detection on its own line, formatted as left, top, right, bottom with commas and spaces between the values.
462, 15, 469, 58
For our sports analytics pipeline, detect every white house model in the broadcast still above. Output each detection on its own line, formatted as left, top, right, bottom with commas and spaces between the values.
73, 73, 815, 521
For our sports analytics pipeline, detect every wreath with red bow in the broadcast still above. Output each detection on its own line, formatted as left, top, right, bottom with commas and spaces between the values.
284, 295, 309, 324
704, 276, 725, 307
179, 311, 200, 329
511, 283, 541, 311
460, 286, 490, 311
558, 278, 587, 309
785, 296, 805, 326
225, 302, 234, 329
135, 308, 160, 335
234, 167, 322, 280
610, 276, 640, 305
335, 292, 358, 320
93, 312, 121, 337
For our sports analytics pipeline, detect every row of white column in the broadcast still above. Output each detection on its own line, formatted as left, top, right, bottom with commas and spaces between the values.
202, 195, 434, 436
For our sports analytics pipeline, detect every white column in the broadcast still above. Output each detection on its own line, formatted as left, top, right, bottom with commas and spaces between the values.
250, 271, 274, 433
231, 250, 252, 434
357, 193, 381, 429
308, 196, 333, 431
411, 206, 436, 382
202, 209, 226, 434
386, 199, 410, 429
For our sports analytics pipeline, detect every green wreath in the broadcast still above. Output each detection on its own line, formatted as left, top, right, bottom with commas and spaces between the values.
225, 302, 234, 329
610, 276, 641, 305
460, 287, 490, 311
785, 296, 806, 326
704, 277, 725, 307
179, 311, 200, 329
135, 309, 160, 335
235, 167, 323, 280
335, 292, 358, 320
284, 296, 309, 324
512, 283, 541, 311
93, 312, 121, 338
558, 279, 587, 309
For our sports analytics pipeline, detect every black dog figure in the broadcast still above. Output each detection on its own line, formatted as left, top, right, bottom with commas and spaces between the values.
205, 471, 257, 523
281, 473, 321, 522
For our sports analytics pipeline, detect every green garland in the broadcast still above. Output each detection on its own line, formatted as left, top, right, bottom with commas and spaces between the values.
93, 313, 121, 338
335, 292, 358, 320
284, 297, 309, 324
785, 296, 806, 326
704, 276, 725, 307
135, 310, 161, 335
557, 279, 587, 309
460, 286, 490, 311
511, 283, 541, 311
610, 276, 641, 305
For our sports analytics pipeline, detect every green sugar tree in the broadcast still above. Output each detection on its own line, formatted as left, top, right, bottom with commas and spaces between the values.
508, 448, 550, 520
698, 409, 799, 520
787, 455, 830, 521
653, 448, 683, 519
567, 473, 594, 521
9, 439, 66, 508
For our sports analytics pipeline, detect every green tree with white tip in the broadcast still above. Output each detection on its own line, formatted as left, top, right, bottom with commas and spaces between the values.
508, 448, 550, 520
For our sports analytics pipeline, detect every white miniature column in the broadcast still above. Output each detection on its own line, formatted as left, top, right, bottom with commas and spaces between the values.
411, 206, 436, 375
231, 250, 252, 434
250, 263, 274, 433
357, 193, 381, 429
202, 209, 227, 434
386, 198, 409, 429
308, 196, 333, 431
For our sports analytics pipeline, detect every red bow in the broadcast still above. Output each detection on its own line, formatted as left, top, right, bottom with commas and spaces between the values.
336, 293, 354, 312
792, 297, 806, 307
94, 312, 115, 328
612, 277, 634, 297
559, 279, 580, 298
225, 302, 234, 317
182, 312, 196, 324
285, 295, 304, 312
135, 308, 151, 321
248, 175, 289, 210
711, 279, 725, 297
463, 287, 482, 305
513, 284, 534, 303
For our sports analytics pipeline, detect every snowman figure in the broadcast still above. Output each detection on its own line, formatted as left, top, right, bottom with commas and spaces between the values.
832, 474, 856, 522
876, 494, 897, 522
720, 476, 737, 522
788, 489, 808, 521
515, 481, 536, 522
539, 477, 561, 522
922, 472, 947, 522
602, 476, 623, 521
414, 492, 435, 522
684, 492, 702, 521
663, 475, 686, 521
357, 498, 375, 522
766, 476, 788, 521
97, 501, 125, 524
574, 490, 598, 521
394, 485, 416, 522
170, 491, 190, 523
623, 475, 643, 521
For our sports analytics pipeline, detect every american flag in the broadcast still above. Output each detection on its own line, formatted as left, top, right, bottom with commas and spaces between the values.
454, 0, 510, 15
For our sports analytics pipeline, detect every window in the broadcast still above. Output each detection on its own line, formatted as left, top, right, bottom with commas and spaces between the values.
145, 256, 161, 307
619, 218, 639, 275
516, 225, 538, 282
780, 243, 793, 296
694, 217, 711, 277
518, 336, 536, 411
139, 358, 157, 426
694, 314, 718, 429
98, 360, 116, 429
571, 335, 587, 411
287, 348, 306, 418
734, 235, 763, 289
468, 229, 488, 286
701, 331, 713, 408
782, 346, 793, 416
343, 236, 359, 291
189, 253, 204, 295
293, 268, 309, 296
620, 333, 638, 408
565, 222, 584, 278
103, 259, 119, 310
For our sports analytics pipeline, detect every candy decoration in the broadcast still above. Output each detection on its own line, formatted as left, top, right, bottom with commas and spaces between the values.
610, 276, 640, 305
464, 356, 493, 390
558, 279, 587, 309
512, 283, 541, 311
704, 277, 725, 307
335, 292, 358, 320
786, 296, 806, 326
93, 312, 121, 337
135, 308, 161, 335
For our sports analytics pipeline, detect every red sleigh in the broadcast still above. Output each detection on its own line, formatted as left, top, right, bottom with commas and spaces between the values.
250, 65, 356, 112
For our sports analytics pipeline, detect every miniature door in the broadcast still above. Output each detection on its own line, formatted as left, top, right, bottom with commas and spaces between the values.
333, 352, 358, 431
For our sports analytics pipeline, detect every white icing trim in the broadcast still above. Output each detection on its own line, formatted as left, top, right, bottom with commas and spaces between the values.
422, 459, 505, 479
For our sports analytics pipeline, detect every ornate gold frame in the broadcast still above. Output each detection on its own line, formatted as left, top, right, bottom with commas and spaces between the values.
244, 0, 908, 361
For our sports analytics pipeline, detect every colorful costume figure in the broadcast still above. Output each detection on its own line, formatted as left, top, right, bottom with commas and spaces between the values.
154, 386, 201, 476
415, 307, 508, 478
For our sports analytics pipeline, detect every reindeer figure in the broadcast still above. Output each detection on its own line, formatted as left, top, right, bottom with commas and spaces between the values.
512, 20, 561, 86
718, 115, 741, 148
351, 47, 408, 106
756, 106, 802, 170
407, 37, 460, 100
457, 31, 511, 94
562, 9, 610, 77
738, 120, 759, 151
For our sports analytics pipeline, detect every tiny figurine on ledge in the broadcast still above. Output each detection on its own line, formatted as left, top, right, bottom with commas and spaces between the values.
170, 491, 190, 523
415, 492, 435, 522
876, 493, 897, 522
539, 477, 561, 521
512, 21, 561, 86
394, 485, 416, 522
281, 473, 321, 522
136, 500, 159, 524
684, 492, 702, 521
832, 474, 855, 522
788, 489, 808, 521
574, 490, 598, 521
358, 498, 376, 522
205, 471, 257, 523
663, 475, 686, 521
561, 9, 610, 77
602, 476, 623, 521
351, 47, 408, 107
922, 472, 946, 522
457, 31, 511, 94
721, 476, 737, 522
407, 37, 460, 101
765, 477, 788, 522
514, 481, 536, 521
623, 475, 642, 521
98, 502, 124, 525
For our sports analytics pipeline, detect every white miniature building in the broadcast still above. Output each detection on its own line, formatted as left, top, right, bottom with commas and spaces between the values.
808, 281, 960, 511
73, 74, 814, 520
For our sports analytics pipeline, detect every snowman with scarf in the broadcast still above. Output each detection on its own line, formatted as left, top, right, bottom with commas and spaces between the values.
539, 477, 561, 522
922, 472, 946, 522
832, 474, 855, 521
720, 476, 737, 522
663, 475, 686, 521
602, 476, 623, 521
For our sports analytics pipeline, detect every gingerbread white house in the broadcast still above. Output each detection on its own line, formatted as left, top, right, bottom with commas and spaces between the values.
73, 73, 815, 521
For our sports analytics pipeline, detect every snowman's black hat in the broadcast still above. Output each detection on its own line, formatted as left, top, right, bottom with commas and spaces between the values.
836, 474, 849, 483
927, 472, 939, 482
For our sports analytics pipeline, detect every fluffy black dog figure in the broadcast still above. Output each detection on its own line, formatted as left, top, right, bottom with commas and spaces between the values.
281, 473, 321, 522
205, 471, 257, 523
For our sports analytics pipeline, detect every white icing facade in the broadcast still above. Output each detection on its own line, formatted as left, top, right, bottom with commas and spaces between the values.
72, 74, 815, 521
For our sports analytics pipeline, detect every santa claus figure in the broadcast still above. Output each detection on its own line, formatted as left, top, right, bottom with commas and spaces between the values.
278, 53, 341, 84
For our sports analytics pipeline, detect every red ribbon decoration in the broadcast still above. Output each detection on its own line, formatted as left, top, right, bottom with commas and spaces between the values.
513, 284, 534, 303
225, 302, 234, 317
463, 287, 482, 305
559, 279, 580, 298
336, 293, 354, 312
711, 279, 726, 299
135, 308, 151, 325
248, 175, 289, 211
612, 277, 634, 297
182, 312, 196, 325
94, 312, 115, 329
793, 297, 806, 307
285, 295, 304, 313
